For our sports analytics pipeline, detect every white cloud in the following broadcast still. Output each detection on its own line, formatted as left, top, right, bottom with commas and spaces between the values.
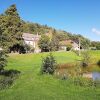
92, 28, 100, 35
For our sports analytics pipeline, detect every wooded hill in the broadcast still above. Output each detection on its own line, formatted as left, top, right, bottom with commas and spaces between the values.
0, 4, 99, 52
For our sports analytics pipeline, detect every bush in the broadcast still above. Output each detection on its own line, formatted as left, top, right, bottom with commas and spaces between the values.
30, 48, 35, 53
97, 60, 100, 67
41, 53, 57, 74
66, 44, 72, 51
24, 44, 31, 53
0, 76, 13, 90
0, 69, 20, 90
0, 51, 8, 71
81, 51, 90, 67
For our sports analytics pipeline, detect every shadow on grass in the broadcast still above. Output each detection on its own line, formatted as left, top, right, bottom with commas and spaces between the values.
0, 69, 21, 90
0, 69, 21, 77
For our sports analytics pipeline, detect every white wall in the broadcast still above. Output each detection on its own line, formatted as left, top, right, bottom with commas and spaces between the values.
72, 42, 80, 50
0, 47, 3, 51
24, 40, 35, 48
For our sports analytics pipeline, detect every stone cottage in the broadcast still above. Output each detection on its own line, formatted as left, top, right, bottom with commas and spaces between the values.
22, 33, 41, 53
59, 40, 80, 51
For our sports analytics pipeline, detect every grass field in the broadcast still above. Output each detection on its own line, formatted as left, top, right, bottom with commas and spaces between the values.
0, 51, 100, 100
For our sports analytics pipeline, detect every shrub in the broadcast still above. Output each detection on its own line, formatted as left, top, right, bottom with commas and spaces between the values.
24, 44, 31, 53
41, 53, 57, 74
66, 44, 72, 51
97, 60, 100, 67
0, 50, 8, 71
81, 51, 90, 67
0, 76, 13, 90
0, 69, 20, 90
30, 48, 35, 53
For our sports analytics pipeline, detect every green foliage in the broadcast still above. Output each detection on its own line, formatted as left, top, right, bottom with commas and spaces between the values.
80, 38, 90, 49
30, 48, 35, 53
9, 44, 26, 54
38, 35, 50, 52
96, 44, 100, 50
0, 4, 23, 51
24, 44, 31, 53
90, 41, 100, 50
73, 77, 100, 87
53, 31, 68, 41
0, 51, 7, 71
66, 44, 72, 51
81, 51, 90, 67
5, 4, 19, 17
41, 53, 57, 74
0, 76, 13, 90
69, 34, 90, 49
97, 60, 100, 67
50, 36, 60, 51
0, 69, 20, 90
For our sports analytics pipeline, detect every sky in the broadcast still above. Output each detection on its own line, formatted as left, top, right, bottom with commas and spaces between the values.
0, 0, 100, 41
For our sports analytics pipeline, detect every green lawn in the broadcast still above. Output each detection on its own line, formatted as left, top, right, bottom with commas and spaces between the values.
0, 51, 100, 100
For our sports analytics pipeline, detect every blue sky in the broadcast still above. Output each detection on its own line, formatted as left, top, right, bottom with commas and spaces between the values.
0, 0, 100, 41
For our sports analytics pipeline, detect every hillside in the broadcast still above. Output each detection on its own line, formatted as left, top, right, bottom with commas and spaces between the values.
0, 4, 91, 51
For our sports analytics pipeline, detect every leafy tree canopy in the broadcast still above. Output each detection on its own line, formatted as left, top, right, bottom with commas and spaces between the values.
38, 35, 50, 52
0, 4, 23, 50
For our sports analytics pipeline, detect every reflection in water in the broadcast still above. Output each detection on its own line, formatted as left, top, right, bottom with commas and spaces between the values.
92, 72, 100, 80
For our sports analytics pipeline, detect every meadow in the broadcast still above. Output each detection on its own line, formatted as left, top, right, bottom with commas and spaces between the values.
0, 51, 100, 100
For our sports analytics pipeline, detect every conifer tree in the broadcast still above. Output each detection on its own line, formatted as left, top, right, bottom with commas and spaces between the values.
0, 4, 23, 51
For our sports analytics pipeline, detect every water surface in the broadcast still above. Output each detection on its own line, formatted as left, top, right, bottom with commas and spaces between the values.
92, 72, 100, 80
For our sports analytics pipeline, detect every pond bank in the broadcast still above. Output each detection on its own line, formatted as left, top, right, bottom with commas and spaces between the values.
83, 72, 100, 80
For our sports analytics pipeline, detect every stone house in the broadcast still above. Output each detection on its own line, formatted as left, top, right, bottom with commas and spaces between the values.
22, 33, 41, 53
22, 33, 81, 52
59, 40, 80, 51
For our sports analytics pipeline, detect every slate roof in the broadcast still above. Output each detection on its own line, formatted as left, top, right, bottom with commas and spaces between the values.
22, 33, 41, 41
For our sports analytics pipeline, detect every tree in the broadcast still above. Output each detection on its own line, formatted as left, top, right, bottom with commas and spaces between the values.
91, 41, 100, 50
38, 35, 50, 52
41, 53, 57, 74
5, 4, 19, 17
80, 38, 90, 49
96, 44, 100, 50
50, 36, 60, 51
0, 4, 23, 51
24, 44, 31, 53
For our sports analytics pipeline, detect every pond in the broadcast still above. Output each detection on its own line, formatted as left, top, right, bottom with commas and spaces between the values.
92, 72, 100, 80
